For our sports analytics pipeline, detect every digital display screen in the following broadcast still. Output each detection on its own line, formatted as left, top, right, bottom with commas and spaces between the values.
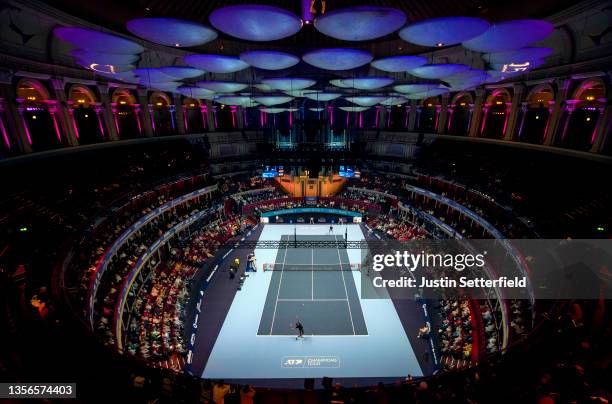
262, 165, 284, 178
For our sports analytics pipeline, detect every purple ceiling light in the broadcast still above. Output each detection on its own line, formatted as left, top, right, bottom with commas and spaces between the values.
380, 97, 408, 105
463, 20, 554, 53
399, 17, 489, 47
178, 86, 216, 99
407, 88, 449, 99
127, 18, 217, 47
314, 6, 406, 41
239, 50, 300, 70
252, 96, 294, 106
482, 47, 553, 64
304, 93, 342, 101
341, 77, 394, 90
149, 82, 181, 92
209, 5, 302, 41
159, 66, 205, 79
262, 78, 317, 91
345, 96, 389, 106
371, 55, 427, 72
393, 83, 442, 93
409, 63, 470, 79
303, 48, 373, 70
197, 81, 248, 92
69, 50, 139, 65
183, 54, 250, 73
133, 68, 177, 82
339, 106, 369, 112
54, 27, 144, 54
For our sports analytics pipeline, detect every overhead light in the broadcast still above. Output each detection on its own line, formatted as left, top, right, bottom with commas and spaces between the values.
174, 43, 180, 47
436, 42, 444, 47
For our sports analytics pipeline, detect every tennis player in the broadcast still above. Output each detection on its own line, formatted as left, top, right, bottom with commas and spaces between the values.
295, 320, 305, 340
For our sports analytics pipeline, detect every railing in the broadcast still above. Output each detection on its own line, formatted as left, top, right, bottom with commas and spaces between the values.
86, 184, 218, 328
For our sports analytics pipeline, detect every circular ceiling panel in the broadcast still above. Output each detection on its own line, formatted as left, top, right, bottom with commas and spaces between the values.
304, 93, 342, 101
302, 48, 373, 70
314, 6, 406, 41
215, 96, 254, 106
329, 79, 351, 88
69, 50, 139, 65
309, 107, 326, 112
408, 88, 449, 98
463, 20, 554, 53
54, 27, 144, 54
127, 18, 217, 47
262, 78, 317, 91
252, 96, 294, 106
133, 68, 176, 82
260, 108, 288, 113
158, 66, 205, 79
239, 50, 300, 70
178, 86, 216, 99
149, 82, 181, 92
482, 47, 553, 64
197, 81, 248, 92
183, 54, 250, 73
380, 97, 408, 105
209, 5, 302, 41
371, 55, 427, 72
409, 63, 470, 79
345, 96, 389, 106
393, 83, 442, 93
341, 77, 394, 90
399, 17, 489, 47
339, 106, 370, 112
254, 84, 273, 92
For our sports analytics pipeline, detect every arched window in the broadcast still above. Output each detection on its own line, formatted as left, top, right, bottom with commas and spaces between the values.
519, 86, 554, 144
16, 79, 61, 151
68, 85, 103, 145
561, 79, 606, 151
482, 90, 511, 139
418, 97, 439, 131
112, 89, 140, 139
150, 92, 174, 136
182, 97, 205, 133
448, 93, 473, 136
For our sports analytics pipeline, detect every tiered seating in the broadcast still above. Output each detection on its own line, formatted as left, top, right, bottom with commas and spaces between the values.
437, 299, 474, 369
367, 214, 428, 240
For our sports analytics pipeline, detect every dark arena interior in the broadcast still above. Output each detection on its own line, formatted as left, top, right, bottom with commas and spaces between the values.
0, 0, 611, 403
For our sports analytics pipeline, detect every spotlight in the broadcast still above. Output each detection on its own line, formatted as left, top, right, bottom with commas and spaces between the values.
436, 42, 444, 47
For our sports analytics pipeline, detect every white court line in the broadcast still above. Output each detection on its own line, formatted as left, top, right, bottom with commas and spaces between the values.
205, 264, 219, 283
256, 334, 369, 338
269, 241, 288, 335
311, 247, 314, 300
277, 298, 348, 302
222, 248, 233, 259
335, 234, 356, 335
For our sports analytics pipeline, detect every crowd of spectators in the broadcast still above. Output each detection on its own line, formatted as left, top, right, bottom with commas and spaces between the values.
436, 299, 474, 369
367, 213, 428, 241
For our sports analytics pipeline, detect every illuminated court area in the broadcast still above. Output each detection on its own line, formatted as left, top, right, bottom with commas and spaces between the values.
200, 225, 424, 383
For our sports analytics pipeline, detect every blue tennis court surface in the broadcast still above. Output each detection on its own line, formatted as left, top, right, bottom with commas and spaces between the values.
201, 224, 423, 382
258, 234, 367, 336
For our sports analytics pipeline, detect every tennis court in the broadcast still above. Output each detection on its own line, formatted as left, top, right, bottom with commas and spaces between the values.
257, 234, 368, 336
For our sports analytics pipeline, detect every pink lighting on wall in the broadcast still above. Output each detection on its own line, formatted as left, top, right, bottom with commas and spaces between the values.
327, 106, 334, 126
480, 106, 490, 134
69, 109, 80, 139
0, 117, 10, 148
289, 109, 293, 127
447, 108, 454, 130
134, 106, 142, 134
95, 109, 105, 139
375, 106, 380, 127
359, 111, 363, 128
49, 111, 62, 142
200, 106, 207, 129
230, 106, 237, 128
